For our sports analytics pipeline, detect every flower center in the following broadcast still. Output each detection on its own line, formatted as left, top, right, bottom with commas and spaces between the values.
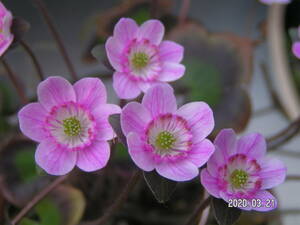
155, 131, 176, 149
131, 52, 149, 70
63, 116, 81, 137
230, 169, 249, 189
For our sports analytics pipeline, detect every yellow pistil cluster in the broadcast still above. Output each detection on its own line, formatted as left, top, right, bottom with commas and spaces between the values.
155, 131, 176, 150
230, 169, 249, 189
63, 117, 81, 137
131, 52, 149, 70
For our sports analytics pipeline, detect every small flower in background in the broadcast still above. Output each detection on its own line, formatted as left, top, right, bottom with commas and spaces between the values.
0, 2, 14, 56
201, 129, 286, 211
259, 0, 291, 4
293, 29, 300, 59
106, 18, 185, 99
18, 76, 121, 175
121, 83, 215, 181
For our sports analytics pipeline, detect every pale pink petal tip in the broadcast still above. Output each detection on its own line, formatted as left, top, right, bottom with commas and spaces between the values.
113, 72, 141, 99
76, 141, 110, 172
142, 83, 177, 117
35, 140, 77, 176
37, 76, 76, 111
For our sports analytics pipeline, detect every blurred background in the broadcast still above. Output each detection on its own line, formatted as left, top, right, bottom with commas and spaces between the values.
1, 0, 300, 224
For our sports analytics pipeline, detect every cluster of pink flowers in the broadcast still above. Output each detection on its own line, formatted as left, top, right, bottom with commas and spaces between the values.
0, 2, 13, 56
17, 16, 286, 212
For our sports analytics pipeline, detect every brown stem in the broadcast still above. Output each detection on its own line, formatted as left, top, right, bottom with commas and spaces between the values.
11, 175, 68, 225
178, 0, 190, 26
183, 197, 211, 225
20, 39, 45, 81
81, 170, 142, 225
1, 58, 28, 105
286, 175, 300, 181
31, 0, 78, 81
267, 117, 300, 150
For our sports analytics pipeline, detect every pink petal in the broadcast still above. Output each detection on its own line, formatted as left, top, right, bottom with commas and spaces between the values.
159, 41, 184, 63
207, 129, 237, 175
177, 102, 214, 143
93, 104, 121, 141
142, 83, 177, 117
18, 103, 48, 142
38, 76, 76, 111
76, 141, 110, 172
188, 139, 215, 167
95, 119, 116, 141
35, 139, 77, 175
113, 72, 141, 99
121, 102, 151, 136
292, 42, 300, 59
251, 190, 277, 212
200, 169, 220, 198
105, 37, 124, 71
158, 62, 185, 82
138, 81, 157, 92
236, 133, 266, 160
259, 157, 286, 189
73, 77, 107, 109
156, 159, 199, 182
127, 132, 155, 171
92, 103, 121, 116
113, 18, 138, 45
137, 19, 164, 45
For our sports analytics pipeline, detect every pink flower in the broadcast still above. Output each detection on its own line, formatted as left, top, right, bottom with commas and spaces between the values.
105, 18, 185, 99
293, 28, 300, 59
201, 129, 286, 211
0, 2, 13, 56
18, 77, 121, 175
121, 83, 215, 181
259, 0, 290, 4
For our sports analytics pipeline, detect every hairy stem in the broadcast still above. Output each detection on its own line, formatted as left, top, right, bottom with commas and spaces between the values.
11, 175, 68, 225
184, 196, 211, 225
31, 0, 78, 81
82, 170, 142, 225
20, 39, 45, 81
1, 58, 28, 105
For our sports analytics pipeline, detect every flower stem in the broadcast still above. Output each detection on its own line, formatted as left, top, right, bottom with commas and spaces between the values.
31, 0, 78, 81
286, 175, 300, 181
1, 58, 28, 105
183, 196, 211, 225
179, 0, 190, 26
81, 170, 142, 225
267, 116, 300, 150
19, 39, 45, 81
11, 175, 68, 225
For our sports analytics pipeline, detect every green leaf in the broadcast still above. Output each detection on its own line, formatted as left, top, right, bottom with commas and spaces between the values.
143, 170, 177, 203
20, 218, 41, 225
212, 197, 242, 225
129, 7, 151, 25
14, 148, 37, 183
36, 198, 61, 225
114, 143, 130, 160
182, 59, 222, 106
